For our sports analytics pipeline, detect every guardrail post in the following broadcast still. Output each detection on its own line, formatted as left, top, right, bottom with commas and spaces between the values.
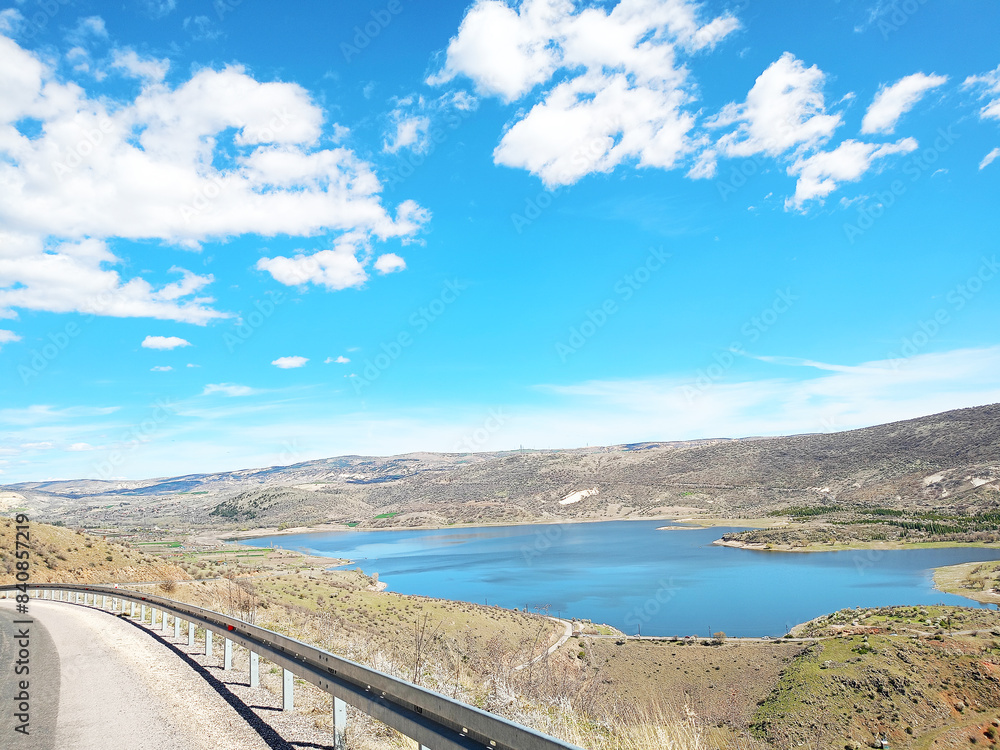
174, 615, 180, 639
224, 638, 233, 671
162, 610, 168, 632
206, 629, 213, 657
333, 696, 347, 749
188, 622, 195, 648
102, 595, 108, 609
141, 604, 147, 622
282, 669, 294, 710
131, 602, 136, 618
249, 651, 259, 688
151, 607, 157, 627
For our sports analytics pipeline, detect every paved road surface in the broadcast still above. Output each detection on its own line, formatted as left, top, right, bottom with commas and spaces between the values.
0, 599, 273, 750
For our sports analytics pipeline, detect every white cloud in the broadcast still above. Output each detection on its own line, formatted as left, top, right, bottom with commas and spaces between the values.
709, 52, 842, 160
964, 65, 1000, 121
141, 335, 191, 350
374, 253, 406, 274
67, 442, 97, 451
384, 113, 431, 154
0, 35, 428, 322
325, 355, 350, 364
144, 0, 177, 18
202, 383, 255, 397
0, 9, 23, 35
0, 329, 20, 349
71, 16, 108, 40
786, 137, 918, 209
186, 363, 200, 368
272, 356, 308, 369
430, 0, 739, 187
150, 365, 173, 372
980, 147, 1000, 170
21, 442, 53, 450
535, 346, 1000, 444
111, 49, 169, 82
861, 72, 948, 134
258, 205, 428, 290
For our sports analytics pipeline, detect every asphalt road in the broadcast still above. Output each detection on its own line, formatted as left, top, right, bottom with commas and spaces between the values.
0, 599, 266, 750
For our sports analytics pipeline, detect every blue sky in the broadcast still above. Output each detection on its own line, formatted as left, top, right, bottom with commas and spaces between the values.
0, 0, 998, 482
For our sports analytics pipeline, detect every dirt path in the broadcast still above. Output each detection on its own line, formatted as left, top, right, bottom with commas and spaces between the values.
514, 616, 574, 671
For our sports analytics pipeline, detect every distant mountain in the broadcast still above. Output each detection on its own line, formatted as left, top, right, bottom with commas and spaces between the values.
6, 404, 999, 530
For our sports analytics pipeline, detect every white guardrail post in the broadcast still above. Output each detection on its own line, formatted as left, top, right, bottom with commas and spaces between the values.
2, 583, 585, 750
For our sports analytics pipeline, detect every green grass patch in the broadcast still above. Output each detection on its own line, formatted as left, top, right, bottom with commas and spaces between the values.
373, 512, 399, 519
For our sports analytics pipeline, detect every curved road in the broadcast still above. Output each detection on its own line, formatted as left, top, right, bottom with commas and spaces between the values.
0, 600, 274, 750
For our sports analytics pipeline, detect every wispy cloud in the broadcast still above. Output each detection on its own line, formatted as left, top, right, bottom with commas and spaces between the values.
202, 383, 257, 397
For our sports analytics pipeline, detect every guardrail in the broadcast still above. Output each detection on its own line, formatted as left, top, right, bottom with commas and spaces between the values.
1, 583, 585, 750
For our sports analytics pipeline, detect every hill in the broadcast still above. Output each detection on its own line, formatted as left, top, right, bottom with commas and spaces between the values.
4, 403, 999, 532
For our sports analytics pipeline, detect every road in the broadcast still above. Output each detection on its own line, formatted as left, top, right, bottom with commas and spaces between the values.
0, 599, 275, 750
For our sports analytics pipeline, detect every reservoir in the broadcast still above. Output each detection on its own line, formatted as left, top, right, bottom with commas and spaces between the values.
242, 520, 1000, 637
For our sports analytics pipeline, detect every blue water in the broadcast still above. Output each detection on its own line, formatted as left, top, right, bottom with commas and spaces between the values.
241, 520, 1000, 637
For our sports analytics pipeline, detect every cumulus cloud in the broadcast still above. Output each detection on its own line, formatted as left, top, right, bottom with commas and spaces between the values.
384, 113, 431, 154
150, 365, 173, 372
786, 137, 918, 209
202, 383, 255, 397
0, 329, 20, 349
964, 65, 1000, 121
0, 8, 22, 35
980, 147, 1000, 170
141, 335, 191, 350
0, 34, 427, 322
325, 355, 350, 364
709, 52, 842, 161
861, 72, 948, 134
111, 49, 170, 82
272, 356, 308, 369
67, 442, 97, 451
374, 253, 406, 274
430, 0, 739, 187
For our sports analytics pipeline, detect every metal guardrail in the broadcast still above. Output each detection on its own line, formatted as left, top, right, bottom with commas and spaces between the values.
1, 583, 585, 750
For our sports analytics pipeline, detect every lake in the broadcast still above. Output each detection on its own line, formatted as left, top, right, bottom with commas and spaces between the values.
241, 520, 1000, 637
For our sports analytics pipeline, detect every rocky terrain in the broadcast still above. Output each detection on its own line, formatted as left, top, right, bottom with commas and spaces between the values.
3, 403, 998, 532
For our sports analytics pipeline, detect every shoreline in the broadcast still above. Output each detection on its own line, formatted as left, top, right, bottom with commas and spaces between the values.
219, 513, 761, 543
715, 538, 1000, 554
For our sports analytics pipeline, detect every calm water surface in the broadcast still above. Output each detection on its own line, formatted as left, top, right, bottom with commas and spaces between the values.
242, 520, 1000, 637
